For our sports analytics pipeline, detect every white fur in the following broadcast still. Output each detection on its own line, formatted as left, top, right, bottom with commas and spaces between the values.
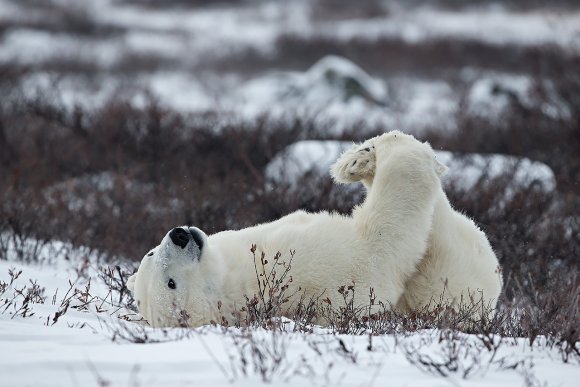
332, 133, 502, 319
128, 131, 501, 328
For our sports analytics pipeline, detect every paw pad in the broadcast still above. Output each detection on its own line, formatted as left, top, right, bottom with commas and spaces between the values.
331, 143, 376, 183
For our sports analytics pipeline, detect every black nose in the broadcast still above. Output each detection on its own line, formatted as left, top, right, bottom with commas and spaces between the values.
169, 228, 190, 249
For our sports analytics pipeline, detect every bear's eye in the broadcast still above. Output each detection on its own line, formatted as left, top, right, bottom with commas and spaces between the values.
147, 251, 154, 257
168, 278, 176, 290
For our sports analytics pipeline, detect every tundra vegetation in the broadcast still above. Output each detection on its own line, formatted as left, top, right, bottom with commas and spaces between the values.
0, 0, 578, 384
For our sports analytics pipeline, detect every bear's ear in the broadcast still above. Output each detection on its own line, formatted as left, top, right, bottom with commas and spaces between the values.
435, 158, 449, 177
127, 274, 136, 293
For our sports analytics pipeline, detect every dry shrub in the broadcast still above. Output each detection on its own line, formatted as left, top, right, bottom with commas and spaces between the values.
0, 268, 45, 319
1, 89, 578, 360
0, 94, 316, 259
0, 0, 123, 38
227, 34, 578, 78
311, 0, 389, 21
119, 0, 245, 9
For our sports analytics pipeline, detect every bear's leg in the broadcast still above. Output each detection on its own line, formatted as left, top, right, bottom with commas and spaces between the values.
330, 140, 376, 187
352, 133, 441, 308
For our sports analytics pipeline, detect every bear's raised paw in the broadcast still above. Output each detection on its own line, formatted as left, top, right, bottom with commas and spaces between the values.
331, 142, 376, 184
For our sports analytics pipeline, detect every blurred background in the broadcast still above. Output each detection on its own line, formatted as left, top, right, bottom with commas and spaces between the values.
0, 0, 578, 304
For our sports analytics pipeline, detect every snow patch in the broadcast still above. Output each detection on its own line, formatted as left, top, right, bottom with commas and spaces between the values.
315, 8, 580, 52
394, 79, 458, 133
266, 140, 556, 196
467, 74, 533, 117
240, 55, 388, 109
0, 29, 122, 66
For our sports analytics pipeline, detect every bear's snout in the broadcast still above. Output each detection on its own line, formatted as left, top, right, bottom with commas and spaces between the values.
169, 227, 190, 249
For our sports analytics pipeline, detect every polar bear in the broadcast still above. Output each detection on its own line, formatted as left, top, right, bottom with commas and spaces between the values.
331, 133, 503, 320
127, 131, 499, 328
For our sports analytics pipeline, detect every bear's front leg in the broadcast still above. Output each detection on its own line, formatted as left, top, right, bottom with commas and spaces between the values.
330, 141, 376, 187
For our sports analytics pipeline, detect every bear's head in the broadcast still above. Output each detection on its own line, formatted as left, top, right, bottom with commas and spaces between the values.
127, 226, 212, 327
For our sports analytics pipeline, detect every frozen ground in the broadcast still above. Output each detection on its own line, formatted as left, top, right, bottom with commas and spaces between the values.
0, 249, 578, 387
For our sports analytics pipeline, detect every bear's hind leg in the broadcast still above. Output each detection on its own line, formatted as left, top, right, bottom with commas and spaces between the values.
352, 132, 442, 309
330, 141, 376, 186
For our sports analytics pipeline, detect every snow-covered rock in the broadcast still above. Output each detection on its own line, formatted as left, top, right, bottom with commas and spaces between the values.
435, 150, 556, 194
265, 140, 347, 185
241, 55, 389, 108
463, 71, 571, 121
466, 74, 533, 118
265, 140, 556, 196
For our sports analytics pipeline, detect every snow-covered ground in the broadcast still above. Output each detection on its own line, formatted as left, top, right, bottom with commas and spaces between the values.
1, 248, 578, 387
313, 8, 580, 49
3, 0, 579, 64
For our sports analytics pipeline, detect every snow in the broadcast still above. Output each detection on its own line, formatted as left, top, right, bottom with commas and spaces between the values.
241, 56, 388, 108
238, 59, 469, 136
468, 74, 533, 112
145, 72, 214, 111
266, 140, 556, 195
1, 0, 576, 125
0, 1, 577, 384
266, 140, 348, 184
436, 151, 556, 194
0, 29, 123, 66
393, 79, 459, 133
3, 1, 579, 60
462, 70, 573, 121
237, 55, 394, 132
80, 0, 306, 61
316, 8, 580, 51
1, 251, 578, 386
